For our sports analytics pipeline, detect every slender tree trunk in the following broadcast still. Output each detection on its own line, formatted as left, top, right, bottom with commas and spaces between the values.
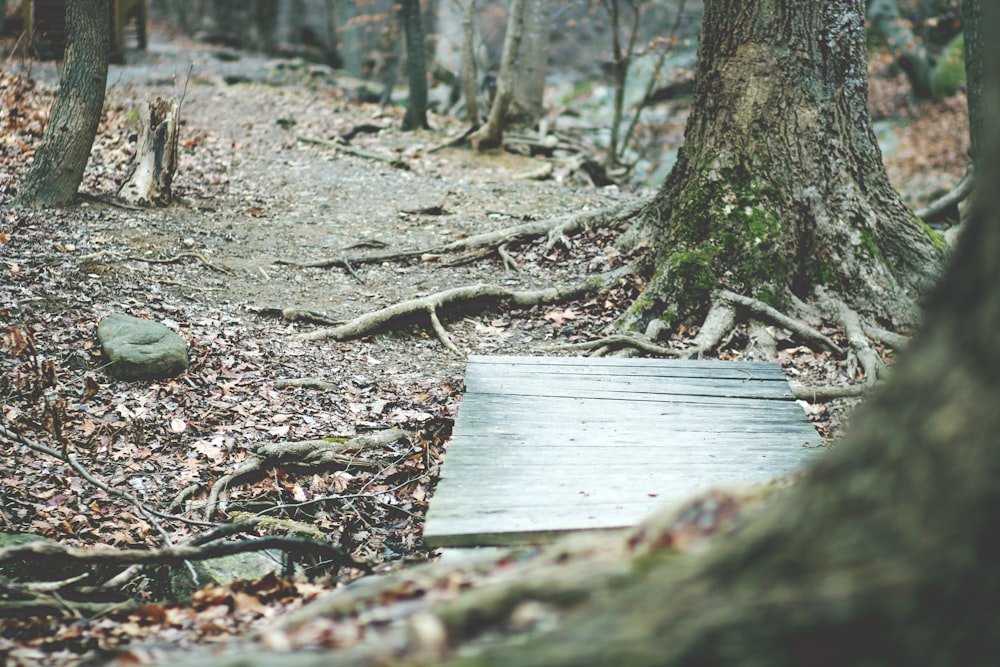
963, 0, 983, 164
468, 0, 527, 150
512, 0, 551, 128
868, 0, 934, 99
460, 0, 480, 127
400, 0, 430, 131
13, 0, 109, 209
622, 0, 943, 342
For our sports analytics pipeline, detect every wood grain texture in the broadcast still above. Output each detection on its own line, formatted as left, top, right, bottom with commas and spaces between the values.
423, 356, 822, 547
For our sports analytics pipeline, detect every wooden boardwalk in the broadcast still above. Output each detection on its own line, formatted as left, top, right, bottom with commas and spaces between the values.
423, 356, 822, 547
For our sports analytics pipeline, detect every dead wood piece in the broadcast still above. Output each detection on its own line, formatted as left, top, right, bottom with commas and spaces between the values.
297, 135, 411, 170
273, 378, 339, 390
203, 429, 410, 520
253, 307, 343, 326
292, 266, 632, 347
118, 97, 180, 207
129, 251, 234, 275
719, 290, 844, 356
261, 548, 517, 634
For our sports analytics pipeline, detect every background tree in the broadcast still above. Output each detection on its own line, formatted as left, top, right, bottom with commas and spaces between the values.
468, 0, 527, 149
400, 0, 430, 130
963, 0, 982, 162
619, 0, 944, 373
511, 0, 552, 128
13, 0, 109, 209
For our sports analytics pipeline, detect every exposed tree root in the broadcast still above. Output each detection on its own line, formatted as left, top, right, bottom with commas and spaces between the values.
822, 294, 888, 385
198, 429, 410, 520
544, 333, 675, 357
915, 165, 974, 222
292, 266, 633, 351
718, 290, 843, 355
863, 323, 910, 350
685, 300, 737, 359
277, 200, 646, 269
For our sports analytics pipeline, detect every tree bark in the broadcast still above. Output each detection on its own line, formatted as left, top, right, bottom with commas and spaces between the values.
468, 0, 527, 150
460, 0, 481, 127
400, 0, 430, 131
512, 0, 552, 128
13, 0, 109, 209
963, 0, 983, 164
622, 0, 943, 339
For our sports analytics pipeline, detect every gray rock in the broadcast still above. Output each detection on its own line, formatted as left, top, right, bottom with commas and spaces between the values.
98, 313, 189, 381
170, 550, 286, 599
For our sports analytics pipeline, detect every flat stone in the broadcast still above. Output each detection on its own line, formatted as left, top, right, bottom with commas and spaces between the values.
98, 313, 188, 381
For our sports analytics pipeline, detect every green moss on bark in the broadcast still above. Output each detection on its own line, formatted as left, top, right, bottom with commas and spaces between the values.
623, 167, 789, 330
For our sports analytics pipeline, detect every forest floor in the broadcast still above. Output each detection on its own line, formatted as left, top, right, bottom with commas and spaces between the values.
0, 27, 970, 667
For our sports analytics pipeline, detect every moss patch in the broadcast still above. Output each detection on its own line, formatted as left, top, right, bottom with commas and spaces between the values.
626, 166, 789, 330
931, 33, 965, 101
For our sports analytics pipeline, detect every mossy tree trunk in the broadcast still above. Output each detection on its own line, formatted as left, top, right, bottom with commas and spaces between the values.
438, 7, 1000, 665
623, 0, 944, 366
13, 0, 109, 208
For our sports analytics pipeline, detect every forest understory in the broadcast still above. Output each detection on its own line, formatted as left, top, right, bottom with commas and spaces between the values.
0, 24, 971, 666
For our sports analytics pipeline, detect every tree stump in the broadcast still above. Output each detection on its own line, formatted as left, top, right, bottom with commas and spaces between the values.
118, 97, 180, 207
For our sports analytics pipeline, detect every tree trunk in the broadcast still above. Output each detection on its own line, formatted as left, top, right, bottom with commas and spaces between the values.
434, 5, 1000, 665
622, 0, 943, 348
460, 0, 480, 127
468, 0, 527, 150
400, 0, 430, 131
963, 0, 983, 164
868, 0, 934, 99
512, 0, 551, 128
13, 0, 109, 209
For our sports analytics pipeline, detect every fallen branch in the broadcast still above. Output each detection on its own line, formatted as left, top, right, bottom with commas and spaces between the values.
129, 251, 234, 275
0, 424, 211, 527
278, 200, 646, 269
292, 266, 633, 349
297, 135, 411, 170
201, 428, 410, 520
0, 536, 356, 568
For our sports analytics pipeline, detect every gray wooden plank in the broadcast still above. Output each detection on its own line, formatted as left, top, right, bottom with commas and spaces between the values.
464, 375, 794, 401
424, 356, 822, 548
467, 355, 789, 379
